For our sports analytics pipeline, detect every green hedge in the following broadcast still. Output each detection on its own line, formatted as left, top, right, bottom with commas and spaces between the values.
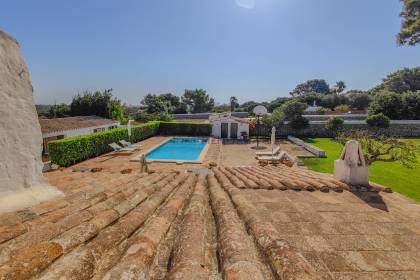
158, 122, 212, 136
49, 122, 160, 166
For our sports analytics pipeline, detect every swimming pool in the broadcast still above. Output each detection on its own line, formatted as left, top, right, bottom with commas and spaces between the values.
145, 137, 209, 161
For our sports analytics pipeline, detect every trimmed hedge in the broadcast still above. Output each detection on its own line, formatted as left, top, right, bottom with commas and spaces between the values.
49, 122, 160, 166
158, 122, 212, 136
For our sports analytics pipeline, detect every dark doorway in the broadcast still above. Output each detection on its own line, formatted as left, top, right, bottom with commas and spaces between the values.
221, 123, 228, 138
230, 123, 238, 139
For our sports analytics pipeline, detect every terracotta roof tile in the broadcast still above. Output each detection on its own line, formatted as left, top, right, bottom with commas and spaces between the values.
0, 165, 419, 279
39, 115, 119, 134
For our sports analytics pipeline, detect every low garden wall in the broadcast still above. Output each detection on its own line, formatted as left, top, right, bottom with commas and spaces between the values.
48, 121, 212, 166
251, 120, 420, 138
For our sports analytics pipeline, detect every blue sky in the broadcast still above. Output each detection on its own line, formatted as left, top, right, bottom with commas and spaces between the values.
1, 0, 419, 105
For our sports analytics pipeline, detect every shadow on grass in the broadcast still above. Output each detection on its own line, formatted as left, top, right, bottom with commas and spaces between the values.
352, 191, 389, 212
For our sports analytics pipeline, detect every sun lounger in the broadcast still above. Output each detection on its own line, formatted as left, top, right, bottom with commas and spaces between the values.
255, 146, 280, 157
108, 142, 136, 152
119, 140, 142, 149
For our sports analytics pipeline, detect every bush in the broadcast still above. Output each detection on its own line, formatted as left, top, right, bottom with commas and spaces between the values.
366, 113, 390, 128
325, 117, 344, 131
316, 107, 331, 115
289, 116, 309, 129
158, 122, 212, 136
334, 104, 350, 112
49, 122, 160, 166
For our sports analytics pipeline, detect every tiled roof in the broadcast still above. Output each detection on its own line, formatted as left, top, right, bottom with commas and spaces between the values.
0, 165, 419, 279
39, 116, 119, 134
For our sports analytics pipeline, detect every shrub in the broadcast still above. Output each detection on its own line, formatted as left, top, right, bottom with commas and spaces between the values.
334, 104, 350, 112
366, 113, 390, 128
316, 107, 331, 115
289, 116, 309, 129
158, 122, 212, 136
325, 117, 344, 131
49, 122, 160, 166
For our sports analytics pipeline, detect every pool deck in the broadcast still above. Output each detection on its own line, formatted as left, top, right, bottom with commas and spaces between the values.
45, 137, 313, 192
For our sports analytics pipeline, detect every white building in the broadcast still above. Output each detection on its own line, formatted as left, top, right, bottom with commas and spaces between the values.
209, 112, 249, 139
39, 115, 120, 154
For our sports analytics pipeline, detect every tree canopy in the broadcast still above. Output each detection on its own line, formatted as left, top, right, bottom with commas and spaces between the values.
140, 93, 187, 114
372, 67, 420, 93
289, 79, 330, 96
70, 89, 127, 124
336, 130, 418, 168
397, 0, 420, 46
182, 89, 215, 113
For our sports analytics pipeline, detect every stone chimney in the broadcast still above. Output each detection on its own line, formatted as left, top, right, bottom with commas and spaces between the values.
333, 140, 369, 186
0, 31, 63, 213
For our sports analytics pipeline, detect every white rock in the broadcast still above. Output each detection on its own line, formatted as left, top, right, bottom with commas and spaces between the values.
0, 30, 63, 212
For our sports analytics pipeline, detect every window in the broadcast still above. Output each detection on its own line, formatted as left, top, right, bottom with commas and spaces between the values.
93, 127, 106, 133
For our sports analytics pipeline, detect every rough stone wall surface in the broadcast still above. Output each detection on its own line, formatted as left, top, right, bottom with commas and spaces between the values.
251, 122, 420, 138
0, 30, 61, 212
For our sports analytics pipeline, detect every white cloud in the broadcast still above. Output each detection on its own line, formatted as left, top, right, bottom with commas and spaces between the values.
235, 0, 255, 9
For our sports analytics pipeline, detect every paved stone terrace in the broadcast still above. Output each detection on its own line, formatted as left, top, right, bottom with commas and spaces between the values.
1, 165, 419, 279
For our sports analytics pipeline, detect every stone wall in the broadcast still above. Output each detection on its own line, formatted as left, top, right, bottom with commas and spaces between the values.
250, 121, 420, 138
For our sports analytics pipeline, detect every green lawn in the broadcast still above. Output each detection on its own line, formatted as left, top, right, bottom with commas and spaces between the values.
303, 138, 420, 202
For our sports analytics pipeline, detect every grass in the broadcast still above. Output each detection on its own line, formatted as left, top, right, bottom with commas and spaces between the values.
303, 138, 420, 202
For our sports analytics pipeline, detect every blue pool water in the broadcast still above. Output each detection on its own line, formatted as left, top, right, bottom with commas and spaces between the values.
146, 137, 208, 161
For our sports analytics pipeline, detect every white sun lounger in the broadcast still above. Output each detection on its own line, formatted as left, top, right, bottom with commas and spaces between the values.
119, 140, 142, 149
255, 146, 280, 157
108, 142, 136, 152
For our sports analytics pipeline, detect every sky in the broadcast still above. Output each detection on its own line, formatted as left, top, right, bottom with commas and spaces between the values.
1, 0, 419, 105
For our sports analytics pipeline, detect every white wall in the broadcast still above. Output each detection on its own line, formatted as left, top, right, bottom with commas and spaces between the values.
211, 119, 249, 139
42, 123, 119, 139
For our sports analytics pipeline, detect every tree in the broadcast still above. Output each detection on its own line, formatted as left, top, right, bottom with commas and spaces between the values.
181, 89, 214, 113
336, 130, 418, 168
368, 91, 403, 119
397, 0, 420, 46
141, 94, 171, 114
47, 103, 70, 118
281, 99, 308, 120
290, 79, 330, 96
108, 99, 127, 124
289, 116, 309, 129
280, 99, 309, 130
347, 92, 371, 110
70, 89, 114, 118
372, 67, 420, 93
402, 91, 420, 119
320, 94, 348, 110
332, 81, 346, 94
229, 96, 239, 112
267, 97, 289, 112
261, 108, 285, 128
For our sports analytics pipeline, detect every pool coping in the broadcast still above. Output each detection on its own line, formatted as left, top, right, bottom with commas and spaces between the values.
131, 136, 210, 164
